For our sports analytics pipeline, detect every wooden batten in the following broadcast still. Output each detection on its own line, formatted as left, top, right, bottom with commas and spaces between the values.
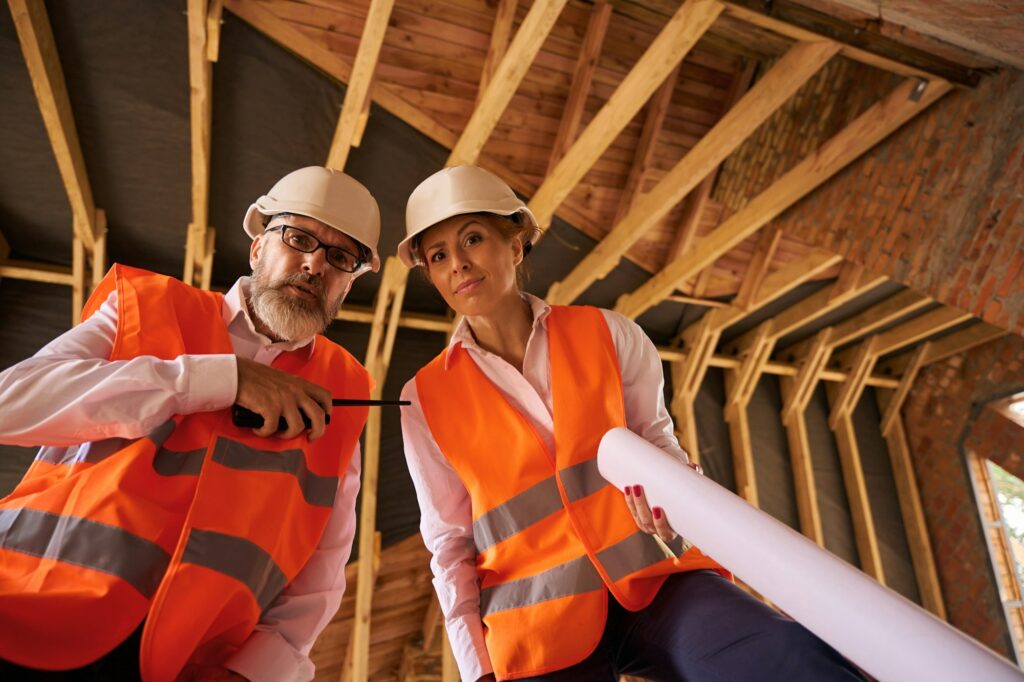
206, 0, 224, 62
615, 76, 952, 320
780, 327, 834, 426
326, 0, 396, 170
828, 335, 880, 429
875, 392, 947, 619
441, 627, 458, 682
879, 341, 930, 437
549, 40, 837, 306
184, 0, 214, 286
546, 0, 612, 174
0, 260, 74, 286
71, 233, 86, 325
732, 225, 782, 312
529, 0, 724, 230
447, 0, 569, 166
725, 370, 758, 506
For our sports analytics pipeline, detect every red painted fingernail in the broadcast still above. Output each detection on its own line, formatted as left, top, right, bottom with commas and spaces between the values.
633, 485, 643, 496
653, 507, 663, 520
624, 486, 632, 496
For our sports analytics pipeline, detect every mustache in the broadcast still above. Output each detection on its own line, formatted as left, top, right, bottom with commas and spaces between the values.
275, 273, 325, 301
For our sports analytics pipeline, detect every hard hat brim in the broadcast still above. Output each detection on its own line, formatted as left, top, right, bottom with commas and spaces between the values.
397, 205, 542, 268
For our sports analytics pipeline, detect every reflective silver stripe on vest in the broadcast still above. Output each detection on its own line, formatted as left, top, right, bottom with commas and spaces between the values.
152, 447, 206, 476
0, 507, 169, 598
35, 420, 177, 467
182, 528, 288, 612
480, 553, 603, 617
211, 438, 338, 508
473, 459, 609, 552
477, 531, 681, 616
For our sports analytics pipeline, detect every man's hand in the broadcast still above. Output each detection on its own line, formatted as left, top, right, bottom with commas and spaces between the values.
235, 357, 332, 440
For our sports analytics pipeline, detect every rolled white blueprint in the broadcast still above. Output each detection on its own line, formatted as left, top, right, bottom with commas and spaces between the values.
597, 427, 1023, 682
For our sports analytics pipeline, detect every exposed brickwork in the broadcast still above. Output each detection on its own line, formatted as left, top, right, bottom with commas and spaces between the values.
902, 333, 1024, 658
716, 64, 1024, 335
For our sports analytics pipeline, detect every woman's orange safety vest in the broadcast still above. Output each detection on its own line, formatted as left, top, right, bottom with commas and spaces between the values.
415, 305, 725, 679
0, 264, 370, 681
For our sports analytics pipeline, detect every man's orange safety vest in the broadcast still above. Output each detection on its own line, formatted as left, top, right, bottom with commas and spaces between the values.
0, 265, 370, 681
415, 305, 725, 680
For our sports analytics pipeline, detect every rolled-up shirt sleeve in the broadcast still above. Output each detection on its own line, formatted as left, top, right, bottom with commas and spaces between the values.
0, 290, 238, 447
400, 378, 492, 682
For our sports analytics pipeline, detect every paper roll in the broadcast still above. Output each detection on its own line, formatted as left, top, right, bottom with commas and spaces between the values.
597, 427, 1023, 682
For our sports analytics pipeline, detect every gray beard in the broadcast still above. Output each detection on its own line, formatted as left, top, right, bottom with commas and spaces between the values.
249, 264, 344, 342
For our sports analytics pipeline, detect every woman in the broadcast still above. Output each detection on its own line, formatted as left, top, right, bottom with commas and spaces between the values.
398, 166, 863, 682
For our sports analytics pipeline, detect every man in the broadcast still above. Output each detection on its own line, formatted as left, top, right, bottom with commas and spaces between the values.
0, 167, 379, 681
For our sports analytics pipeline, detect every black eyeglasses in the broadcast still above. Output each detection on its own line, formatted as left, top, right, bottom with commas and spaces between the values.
266, 225, 367, 273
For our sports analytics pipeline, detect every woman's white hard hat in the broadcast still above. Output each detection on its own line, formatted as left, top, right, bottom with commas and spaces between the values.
398, 165, 541, 268
243, 166, 381, 272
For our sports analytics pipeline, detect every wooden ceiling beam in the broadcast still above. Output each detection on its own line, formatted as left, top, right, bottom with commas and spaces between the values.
667, 59, 757, 266
726, 264, 888, 356
731, 225, 782, 312
206, 0, 224, 62
548, 40, 838, 305
780, 327, 834, 426
615, 76, 952, 320
780, 376, 825, 546
477, 0, 517, 102
9, 0, 102, 252
350, 257, 409, 682
879, 341, 929, 437
829, 394, 886, 582
878, 322, 1008, 377
326, 0, 396, 170
725, 369, 758, 506
828, 335, 881, 428
446, 0, 568, 166
0, 259, 74, 286
610, 61, 678, 225
718, 0, 981, 87
875, 392, 947, 619
780, 288, 931, 362
529, 0, 724, 230
546, 0, 612, 174
185, 0, 215, 288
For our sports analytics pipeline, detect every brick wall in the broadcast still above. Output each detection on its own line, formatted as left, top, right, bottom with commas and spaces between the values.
715, 64, 1024, 335
902, 333, 1024, 657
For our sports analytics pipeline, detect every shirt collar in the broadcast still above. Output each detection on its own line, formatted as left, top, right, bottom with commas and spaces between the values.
224, 277, 317, 358
443, 292, 551, 370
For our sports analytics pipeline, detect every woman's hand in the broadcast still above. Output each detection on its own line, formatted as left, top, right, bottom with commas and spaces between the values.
623, 462, 702, 543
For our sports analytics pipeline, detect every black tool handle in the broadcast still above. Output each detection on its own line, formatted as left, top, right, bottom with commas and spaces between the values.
231, 399, 410, 432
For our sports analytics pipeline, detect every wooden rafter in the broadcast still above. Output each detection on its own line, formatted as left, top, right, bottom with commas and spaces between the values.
828, 306, 972, 427
0, 260, 74, 286
529, 0, 724, 230
732, 226, 782, 311
780, 376, 824, 546
729, 265, 888, 356
725, 369, 758, 505
828, 389, 886, 582
669, 314, 721, 464
725, 319, 775, 420
350, 257, 409, 682
615, 76, 953, 320
875, 393, 947, 618
547, 40, 839, 305
878, 321, 1008, 377
780, 327, 834, 426
667, 58, 757, 265
669, 362, 701, 466
185, 0, 215, 288
326, 0, 395, 170
610, 61, 678, 225
447, 0, 568, 166
206, 0, 224, 62
340, 532, 381, 682
879, 342, 930, 437
71, 210, 108, 325
477, 0, 517, 102
546, 0, 612, 174
8, 0, 102, 253
718, 0, 981, 87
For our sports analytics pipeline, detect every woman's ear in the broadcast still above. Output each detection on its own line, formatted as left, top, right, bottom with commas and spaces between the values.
511, 235, 525, 267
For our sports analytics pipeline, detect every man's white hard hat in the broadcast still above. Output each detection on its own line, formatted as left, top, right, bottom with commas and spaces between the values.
243, 166, 381, 272
398, 165, 541, 268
